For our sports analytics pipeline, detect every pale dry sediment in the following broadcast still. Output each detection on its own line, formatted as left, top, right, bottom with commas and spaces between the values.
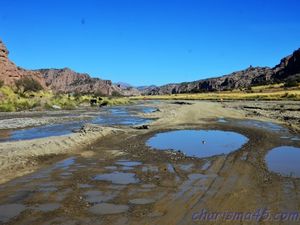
0, 125, 119, 184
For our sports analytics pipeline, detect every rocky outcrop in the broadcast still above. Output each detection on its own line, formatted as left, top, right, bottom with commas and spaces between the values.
141, 49, 300, 95
0, 39, 140, 96
272, 48, 300, 81
36, 68, 120, 95
0, 39, 45, 87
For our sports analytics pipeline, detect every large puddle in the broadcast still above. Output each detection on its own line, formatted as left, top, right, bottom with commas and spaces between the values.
0, 105, 155, 142
265, 146, 300, 178
147, 130, 248, 158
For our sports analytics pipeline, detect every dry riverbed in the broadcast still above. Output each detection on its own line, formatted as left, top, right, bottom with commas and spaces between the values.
0, 100, 299, 225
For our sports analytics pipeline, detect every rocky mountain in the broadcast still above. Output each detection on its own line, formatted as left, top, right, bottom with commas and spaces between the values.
141, 49, 300, 95
114, 82, 141, 96
36, 68, 122, 96
0, 39, 139, 96
0, 39, 46, 87
272, 49, 300, 81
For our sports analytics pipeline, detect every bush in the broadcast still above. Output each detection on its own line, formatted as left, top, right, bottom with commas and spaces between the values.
111, 91, 123, 97
61, 101, 76, 110
284, 80, 299, 88
0, 102, 16, 112
0, 80, 4, 88
15, 77, 43, 93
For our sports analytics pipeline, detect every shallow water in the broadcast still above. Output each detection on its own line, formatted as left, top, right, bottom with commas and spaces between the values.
88, 203, 129, 215
93, 172, 140, 184
147, 130, 248, 158
116, 160, 142, 167
84, 190, 117, 203
129, 198, 155, 205
237, 119, 287, 133
265, 146, 300, 178
0, 203, 26, 223
0, 105, 155, 142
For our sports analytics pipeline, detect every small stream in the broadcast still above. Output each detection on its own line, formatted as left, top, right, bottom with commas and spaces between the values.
0, 105, 156, 142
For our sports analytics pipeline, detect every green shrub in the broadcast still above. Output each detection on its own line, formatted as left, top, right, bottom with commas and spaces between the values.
284, 80, 299, 88
15, 77, 43, 93
0, 102, 16, 112
61, 101, 77, 110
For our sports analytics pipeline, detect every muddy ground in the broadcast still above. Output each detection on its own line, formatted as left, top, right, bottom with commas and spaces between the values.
0, 100, 300, 225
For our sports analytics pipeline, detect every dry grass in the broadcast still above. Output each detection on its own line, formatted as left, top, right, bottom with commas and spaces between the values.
0, 86, 131, 112
131, 88, 300, 101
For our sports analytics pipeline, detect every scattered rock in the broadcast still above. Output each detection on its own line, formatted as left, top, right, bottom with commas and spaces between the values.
172, 101, 193, 105
133, 124, 150, 130
76, 124, 103, 134
52, 105, 61, 110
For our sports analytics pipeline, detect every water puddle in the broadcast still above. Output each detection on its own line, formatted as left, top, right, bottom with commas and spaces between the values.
105, 166, 118, 170
54, 157, 76, 170
84, 190, 116, 203
167, 164, 175, 173
129, 198, 155, 205
30, 203, 60, 212
93, 172, 140, 184
115, 160, 142, 167
265, 146, 300, 178
237, 120, 287, 133
78, 184, 94, 189
179, 163, 194, 172
142, 165, 159, 173
88, 203, 129, 215
147, 130, 248, 158
0, 203, 26, 223
116, 160, 142, 166
200, 161, 211, 170
121, 166, 134, 171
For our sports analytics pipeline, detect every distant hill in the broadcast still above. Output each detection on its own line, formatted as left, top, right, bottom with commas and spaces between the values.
140, 49, 300, 95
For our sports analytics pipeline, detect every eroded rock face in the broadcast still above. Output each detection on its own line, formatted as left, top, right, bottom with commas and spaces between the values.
0, 39, 140, 96
36, 68, 116, 95
143, 66, 274, 95
273, 48, 300, 81
0, 39, 46, 87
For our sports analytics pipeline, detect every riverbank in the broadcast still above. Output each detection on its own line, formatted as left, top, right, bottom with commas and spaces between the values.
0, 124, 120, 184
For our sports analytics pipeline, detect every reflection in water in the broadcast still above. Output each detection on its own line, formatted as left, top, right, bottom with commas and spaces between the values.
88, 203, 129, 215
147, 130, 248, 158
93, 172, 140, 184
265, 146, 300, 178
0, 203, 26, 223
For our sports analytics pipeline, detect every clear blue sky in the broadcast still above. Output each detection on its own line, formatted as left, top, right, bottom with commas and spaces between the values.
1, 0, 300, 86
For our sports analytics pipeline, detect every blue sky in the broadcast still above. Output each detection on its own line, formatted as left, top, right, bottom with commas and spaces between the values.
1, 0, 300, 86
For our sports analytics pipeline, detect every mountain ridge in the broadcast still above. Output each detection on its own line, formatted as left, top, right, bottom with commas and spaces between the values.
0, 39, 139, 96
140, 49, 300, 95
1, 38, 299, 96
